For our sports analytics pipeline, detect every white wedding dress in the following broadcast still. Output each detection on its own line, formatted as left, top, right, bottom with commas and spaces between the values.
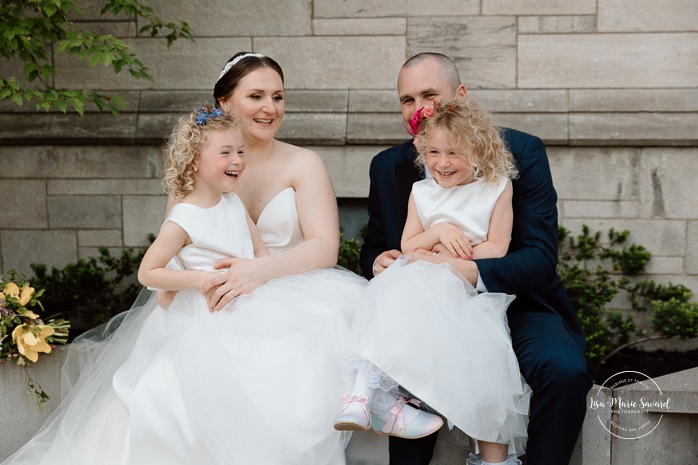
350, 178, 530, 455
3, 190, 367, 465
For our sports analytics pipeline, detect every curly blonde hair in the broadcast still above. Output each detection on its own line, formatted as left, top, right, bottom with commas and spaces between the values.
162, 109, 243, 199
414, 99, 518, 184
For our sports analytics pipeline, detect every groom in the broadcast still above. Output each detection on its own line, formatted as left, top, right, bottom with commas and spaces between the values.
360, 52, 592, 465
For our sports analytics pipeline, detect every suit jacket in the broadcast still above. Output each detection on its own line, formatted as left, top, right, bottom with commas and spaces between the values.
360, 129, 585, 350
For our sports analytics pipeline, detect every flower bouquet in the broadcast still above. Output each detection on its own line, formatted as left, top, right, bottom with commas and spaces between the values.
1, 270, 70, 408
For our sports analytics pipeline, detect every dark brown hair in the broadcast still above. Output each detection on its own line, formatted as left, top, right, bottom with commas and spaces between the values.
213, 52, 284, 107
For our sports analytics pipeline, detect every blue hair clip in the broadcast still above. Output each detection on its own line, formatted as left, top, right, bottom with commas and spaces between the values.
196, 106, 225, 125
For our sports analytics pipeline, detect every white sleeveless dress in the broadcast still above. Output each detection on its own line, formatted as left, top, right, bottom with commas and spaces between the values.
3, 191, 367, 465
350, 178, 530, 454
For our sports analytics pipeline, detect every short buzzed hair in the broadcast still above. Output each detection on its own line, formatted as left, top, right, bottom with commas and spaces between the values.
401, 53, 462, 92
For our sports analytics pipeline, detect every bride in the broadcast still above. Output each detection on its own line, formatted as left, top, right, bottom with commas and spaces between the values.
2, 53, 367, 465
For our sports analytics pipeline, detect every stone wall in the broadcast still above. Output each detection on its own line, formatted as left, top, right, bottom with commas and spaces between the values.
1, 0, 697, 297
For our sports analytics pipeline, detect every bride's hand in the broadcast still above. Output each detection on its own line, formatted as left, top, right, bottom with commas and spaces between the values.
202, 258, 265, 311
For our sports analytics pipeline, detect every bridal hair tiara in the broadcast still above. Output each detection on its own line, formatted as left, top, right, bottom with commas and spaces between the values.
216, 53, 265, 84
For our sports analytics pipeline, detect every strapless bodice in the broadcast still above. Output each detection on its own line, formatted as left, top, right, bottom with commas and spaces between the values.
255, 187, 305, 254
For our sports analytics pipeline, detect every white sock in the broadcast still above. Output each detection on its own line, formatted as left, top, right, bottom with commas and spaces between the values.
350, 365, 380, 403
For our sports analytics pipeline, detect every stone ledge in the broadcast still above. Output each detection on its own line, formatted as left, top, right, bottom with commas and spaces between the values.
2, 357, 697, 465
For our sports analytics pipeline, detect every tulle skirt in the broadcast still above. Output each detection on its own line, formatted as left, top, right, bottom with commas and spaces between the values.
2, 267, 367, 465
349, 258, 530, 455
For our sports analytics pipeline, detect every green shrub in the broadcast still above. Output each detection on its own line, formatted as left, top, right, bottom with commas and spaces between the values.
30, 246, 147, 341
558, 225, 698, 374
338, 226, 366, 276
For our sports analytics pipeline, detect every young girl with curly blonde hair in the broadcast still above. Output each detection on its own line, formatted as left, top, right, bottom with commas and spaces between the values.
334, 99, 530, 465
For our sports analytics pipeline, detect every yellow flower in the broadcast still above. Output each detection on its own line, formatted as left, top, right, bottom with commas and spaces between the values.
19, 285, 34, 306
3, 282, 20, 298
12, 324, 55, 363
19, 309, 40, 320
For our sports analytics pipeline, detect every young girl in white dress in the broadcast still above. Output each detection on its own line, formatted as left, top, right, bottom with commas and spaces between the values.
334, 100, 531, 465
2, 108, 365, 465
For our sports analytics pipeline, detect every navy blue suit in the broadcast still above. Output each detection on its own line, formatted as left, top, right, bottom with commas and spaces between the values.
360, 130, 592, 465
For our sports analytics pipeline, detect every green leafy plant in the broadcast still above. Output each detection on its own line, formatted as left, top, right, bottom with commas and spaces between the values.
338, 234, 362, 276
29, 245, 147, 340
338, 226, 366, 276
558, 225, 698, 375
0, 0, 193, 115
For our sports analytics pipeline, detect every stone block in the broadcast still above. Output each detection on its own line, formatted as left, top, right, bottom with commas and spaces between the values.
68, 0, 121, 20
0, 146, 161, 179
0, 180, 47, 229
483, 0, 595, 15
612, 368, 698, 463
570, 89, 698, 112
48, 196, 121, 229
0, 346, 68, 461
561, 200, 640, 219
598, 0, 698, 32
311, 146, 386, 197
313, 18, 406, 35
569, 113, 698, 146
78, 230, 123, 247
255, 37, 405, 90
0, 55, 35, 89
571, 385, 612, 465
145, 0, 311, 36
54, 38, 251, 90
408, 16, 517, 89
137, 113, 181, 143
687, 221, 698, 275
79, 246, 140, 261
123, 196, 169, 247
48, 179, 163, 196
518, 15, 596, 34
0, 114, 137, 143
0, 91, 141, 114
1, 230, 77, 274
277, 113, 347, 145
493, 113, 568, 145
139, 90, 213, 113
519, 34, 698, 89
644, 256, 685, 275
349, 91, 401, 113
561, 219, 685, 256
468, 90, 568, 113
314, 0, 478, 18
75, 20, 136, 38
285, 91, 349, 113
345, 431, 388, 465
547, 147, 640, 201
346, 113, 409, 145
637, 148, 698, 219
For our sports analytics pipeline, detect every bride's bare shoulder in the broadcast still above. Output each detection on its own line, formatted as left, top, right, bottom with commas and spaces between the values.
276, 141, 325, 168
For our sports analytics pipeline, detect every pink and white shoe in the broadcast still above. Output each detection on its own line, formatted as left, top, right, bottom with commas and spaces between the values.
333, 395, 372, 431
371, 396, 443, 439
